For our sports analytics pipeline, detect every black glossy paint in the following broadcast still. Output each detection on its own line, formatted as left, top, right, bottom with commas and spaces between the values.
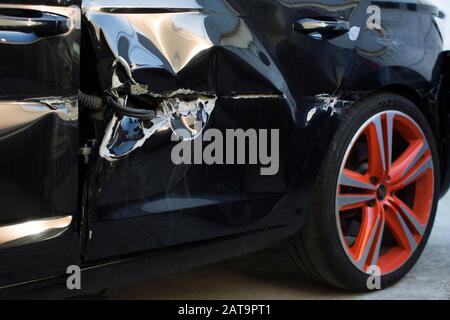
0, 0, 81, 287
0, 0, 449, 296
81, 0, 354, 259
82, 0, 449, 260
0, 5, 80, 99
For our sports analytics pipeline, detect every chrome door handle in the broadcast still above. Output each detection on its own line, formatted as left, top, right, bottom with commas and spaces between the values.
0, 9, 71, 43
294, 18, 350, 33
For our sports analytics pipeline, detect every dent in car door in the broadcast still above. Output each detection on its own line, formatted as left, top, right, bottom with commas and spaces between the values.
0, 0, 80, 287
82, 0, 359, 260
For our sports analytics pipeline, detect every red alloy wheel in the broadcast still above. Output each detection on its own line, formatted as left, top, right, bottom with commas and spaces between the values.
336, 110, 434, 275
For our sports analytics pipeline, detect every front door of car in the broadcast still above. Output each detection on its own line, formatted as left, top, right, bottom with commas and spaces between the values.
83, 0, 364, 260
0, 0, 81, 287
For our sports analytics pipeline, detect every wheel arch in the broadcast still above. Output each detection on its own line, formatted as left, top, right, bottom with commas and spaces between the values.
435, 51, 450, 196
373, 84, 440, 139
352, 79, 450, 197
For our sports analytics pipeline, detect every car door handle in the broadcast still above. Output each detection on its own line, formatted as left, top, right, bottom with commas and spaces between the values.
0, 9, 71, 40
294, 18, 350, 34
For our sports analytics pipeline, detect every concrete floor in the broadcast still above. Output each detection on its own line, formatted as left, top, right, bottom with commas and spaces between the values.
110, 193, 450, 300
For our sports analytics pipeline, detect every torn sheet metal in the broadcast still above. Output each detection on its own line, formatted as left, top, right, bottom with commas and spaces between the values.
303, 94, 352, 124
313, 94, 343, 116
101, 45, 287, 161
82, 0, 362, 161
99, 95, 216, 161
98, 89, 287, 161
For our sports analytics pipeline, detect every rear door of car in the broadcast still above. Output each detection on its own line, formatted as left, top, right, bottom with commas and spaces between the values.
0, 0, 81, 287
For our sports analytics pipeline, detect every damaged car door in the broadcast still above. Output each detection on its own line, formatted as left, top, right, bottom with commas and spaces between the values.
82, 0, 359, 259
0, 0, 81, 287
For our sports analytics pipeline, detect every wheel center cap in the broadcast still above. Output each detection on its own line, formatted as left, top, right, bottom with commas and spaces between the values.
377, 185, 387, 201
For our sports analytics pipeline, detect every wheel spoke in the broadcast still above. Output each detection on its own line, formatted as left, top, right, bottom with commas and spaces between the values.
339, 169, 376, 191
385, 204, 417, 252
392, 197, 426, 236
386, 112, 394, 170
352, 206, 383, 269
369, 212, 385, 268
366, 115, 387, 177
337, 194, 376, 211
401, 142, 428, 178
389, 141, 428, 187
401, 156, 433, 187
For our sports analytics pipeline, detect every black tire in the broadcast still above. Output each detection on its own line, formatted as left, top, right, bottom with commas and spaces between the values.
290, 92, 440, 291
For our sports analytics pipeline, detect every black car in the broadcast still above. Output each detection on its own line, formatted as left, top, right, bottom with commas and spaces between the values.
0, 0, 449, 298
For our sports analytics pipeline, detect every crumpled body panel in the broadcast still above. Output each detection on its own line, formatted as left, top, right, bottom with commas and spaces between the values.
83, 0, 294, 99
81, 0, 447, 260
